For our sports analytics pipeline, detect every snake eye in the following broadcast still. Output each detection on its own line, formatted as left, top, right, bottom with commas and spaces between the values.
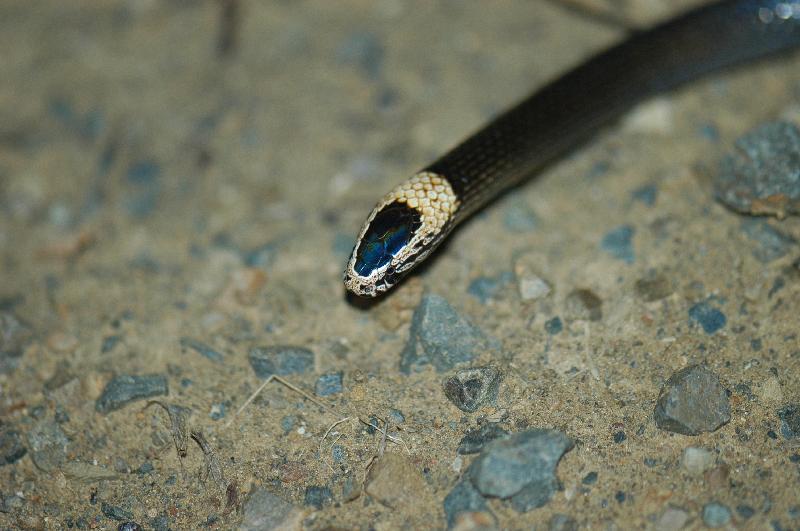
353, 202, 421, 277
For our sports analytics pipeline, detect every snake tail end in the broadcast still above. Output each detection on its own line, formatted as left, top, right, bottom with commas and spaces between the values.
344, 172, 460, 297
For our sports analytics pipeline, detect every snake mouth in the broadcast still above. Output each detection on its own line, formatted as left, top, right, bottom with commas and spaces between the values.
344, 171, 460, 297
344, 202, 422, 297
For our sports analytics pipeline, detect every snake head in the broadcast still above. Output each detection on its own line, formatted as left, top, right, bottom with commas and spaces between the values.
343, 172, 459, 297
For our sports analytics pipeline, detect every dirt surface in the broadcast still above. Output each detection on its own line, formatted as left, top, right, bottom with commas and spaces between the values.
1, 1, 799, 529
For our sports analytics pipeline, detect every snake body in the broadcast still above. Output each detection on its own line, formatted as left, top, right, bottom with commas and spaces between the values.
344, 0, 800, 297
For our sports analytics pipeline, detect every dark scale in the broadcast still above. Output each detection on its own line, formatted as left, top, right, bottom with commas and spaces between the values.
354, 203, 421, 276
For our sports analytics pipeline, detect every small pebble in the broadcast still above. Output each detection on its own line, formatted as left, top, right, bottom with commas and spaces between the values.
248, 346, 314, 379
457, 424, 510, 455
209, 403, 226, 421
101, 335, 122, 354
777, 403, 800, 438
544, 317, 563, 335
502, 200, 538, 232
656, 507, 689, 531
468, 428, 574, 513
443, 479, 494, 530
714, 121, 800, 218
239, 487, 303, 531
388, 408, 405, 424
613, 431, 626, 443
631, 184, 658, 206
582, 471, 598, 485
601, 225, 635, 264
101, 502, 133, 521
365, 452, 430, 510
315, 372, 343, 397
179, 337, 223, 363
400, 294, 496, 373
27, 420, 69, 472
634, 273, 673, 302
518, 275, 551, 301
702, 501, 732, 528
117, 522, 143, 531
0, 311, 32, 374
0, 426, 27, 465
303, 486, 332, 510
654, 365, 731, 435
336, 31, 384, 79
565, 289, 603, 321
740, 219, 797, 263
736, 505, 756, 519
688, 301, 727, 335
443, 366, 503, 413
468, 272, 513, 304
681, 447, 714, 475
2, 494, 24, 513
95, 374, 168, 414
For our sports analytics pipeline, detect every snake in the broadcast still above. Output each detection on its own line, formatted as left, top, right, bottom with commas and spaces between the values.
344, 0, 800, 297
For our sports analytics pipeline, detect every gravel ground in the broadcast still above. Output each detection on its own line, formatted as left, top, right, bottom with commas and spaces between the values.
1, 1, 799, 529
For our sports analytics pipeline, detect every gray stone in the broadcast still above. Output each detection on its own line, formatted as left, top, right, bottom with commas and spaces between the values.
702, 502, 732, 528
655, 507, 689, 531
179, 337, 223, 363
0, 426, 26, 465
400, 294, 496, 373
27, 420, 69, 472
740, 219, 796, 263
715, 121, 800, 218
443, 366, 502, 413
0, 311, 32, 374
654, 365, 730, 435
443, 479, 494, 530
239, 487, 303, 531
565, 289, 603, 321
778, 403, 800, 438
95, 374, 168, 413
248, 346, 314, 379
457, 424, 509, 455
468, 429, 573, 512
681, 447, 714, 475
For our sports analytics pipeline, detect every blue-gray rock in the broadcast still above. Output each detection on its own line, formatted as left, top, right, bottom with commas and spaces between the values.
565, 289, 603, 321
740, 219, 797, 263
458, 424, 509, 455
443, 479, 494, 529
95, 375, 168, 414
715, 121, 800, 218
443, 366, 502, 413
654, 365, 730, 435
315, 371, 343, 397
400, 294, 496, 373
304, 486, 332, 509
544, 317, 563, 335
702, 502, 732, 528
468, 272, 514, 304
601, 225, 635, 264
117, 523, 143, 531
778, 404, 800, 439
0, 311, 32, 374
239, 487, 302, 531
27, 420, 69, 472
631, 184, 658, 206
468, 429, 573, 512
0, 426, 26, 465
179, 337, 223, 363
248, 346, 315, 379
336, 31, 384, 79
101, 502, 133, 521
502, 199, 538, 232
688, 301, 726, 335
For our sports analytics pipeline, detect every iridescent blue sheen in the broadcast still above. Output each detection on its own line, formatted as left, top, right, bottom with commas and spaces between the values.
354, 203, 421, 276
